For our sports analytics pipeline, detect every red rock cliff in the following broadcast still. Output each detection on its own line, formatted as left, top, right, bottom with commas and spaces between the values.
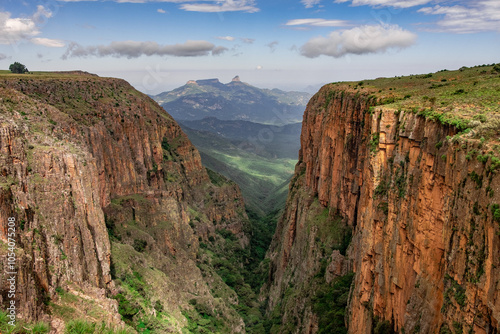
0, 74, 248, 331
266, 82, 500, 333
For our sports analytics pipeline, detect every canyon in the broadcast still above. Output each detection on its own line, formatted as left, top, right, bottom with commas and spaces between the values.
1, 64, 500, 333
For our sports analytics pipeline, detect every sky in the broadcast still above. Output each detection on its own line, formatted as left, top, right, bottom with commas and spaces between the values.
0, 0, 499, 94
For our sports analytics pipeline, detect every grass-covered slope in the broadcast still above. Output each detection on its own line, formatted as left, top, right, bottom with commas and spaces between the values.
180, 125, 296, 215
331, 63, 500, 134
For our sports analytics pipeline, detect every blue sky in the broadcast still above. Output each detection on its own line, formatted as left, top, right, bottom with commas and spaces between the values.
0, 0, 499, 93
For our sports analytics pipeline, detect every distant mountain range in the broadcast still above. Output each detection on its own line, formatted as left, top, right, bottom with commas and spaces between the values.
152, 76, 311, 124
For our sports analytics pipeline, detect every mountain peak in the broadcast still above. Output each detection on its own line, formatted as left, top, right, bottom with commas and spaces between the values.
186, 80, 198, 85
231, 75, 241, 82
196, 78, 221, 86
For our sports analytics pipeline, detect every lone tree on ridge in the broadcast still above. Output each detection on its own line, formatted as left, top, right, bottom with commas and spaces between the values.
9, 62, 29, 74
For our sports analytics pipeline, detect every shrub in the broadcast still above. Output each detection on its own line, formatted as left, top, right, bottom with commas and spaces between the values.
370, 133, 380, 153
114, 293, 139, 320
374, 178, 389, 197
65, 320, 95, 334
154, 300, 164, 313
132, 239, 147, 252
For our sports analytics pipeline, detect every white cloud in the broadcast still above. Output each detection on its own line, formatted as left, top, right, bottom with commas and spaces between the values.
0, 12, 38, 44
0, 53, 6, 60
59, 0, 260, 12
256, 65, 263, 70
32, 5, 53, 24
62, 40, 224, 59
418, 1, 500, 33
216, 36, 236, 41
0, 6, 61, 47
300, 24, 417, 58
334, 0, 431, 8
180, 0, 259, 13
157, 8, 166, 13
301, 0, 321, 8
285, 18, 350, 27
31, 37, 65, 47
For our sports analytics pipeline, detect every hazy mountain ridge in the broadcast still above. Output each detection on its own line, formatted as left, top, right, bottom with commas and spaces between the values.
152, 77, 311, 124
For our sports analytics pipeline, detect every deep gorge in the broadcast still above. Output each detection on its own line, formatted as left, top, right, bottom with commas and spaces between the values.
1, 65, 500, 333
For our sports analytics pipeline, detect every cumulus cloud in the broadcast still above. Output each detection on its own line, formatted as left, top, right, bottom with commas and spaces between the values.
418, 1, 500, 33
216, 36, 236, 41
285, 18, 350, 27
300, 24, 416, 58
0, 8, 43, 44
0, 53, 6, 60
334, 0, 431, 8
180, 0, 259, 13
31, 37, 65, 47
62, 40, 224, 59
157, 8, 166, 13
256, 65, 263, 70
0, 6, 63, 46
301, 0, 322, 8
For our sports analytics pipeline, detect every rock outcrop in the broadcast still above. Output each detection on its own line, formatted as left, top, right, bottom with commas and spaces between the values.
0, 73, 248, 332
266, 69, 500, 333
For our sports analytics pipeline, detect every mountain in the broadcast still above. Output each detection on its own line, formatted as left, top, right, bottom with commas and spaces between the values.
0, 71, 264, 333
263, 64, 500, 333
152, 76, 311, 124
153, 79, 306, 216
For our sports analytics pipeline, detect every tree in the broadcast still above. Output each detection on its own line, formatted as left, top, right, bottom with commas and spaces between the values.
9, 62, 28, 74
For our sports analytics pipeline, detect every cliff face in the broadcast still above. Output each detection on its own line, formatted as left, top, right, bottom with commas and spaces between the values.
266, 69, 500, 333
0, 73, 248, 331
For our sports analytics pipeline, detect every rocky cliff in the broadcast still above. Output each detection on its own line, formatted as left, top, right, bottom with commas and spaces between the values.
265, 65, 500, 333
0, 72, 249, 332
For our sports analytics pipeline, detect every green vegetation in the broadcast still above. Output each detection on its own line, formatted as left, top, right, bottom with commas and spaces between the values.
0, 310, 49, 333
187, 126, 296, 215
64, 320, 133, 334
373, 318, 395, 334
181, 305, 226, 334
9, 62, 29, 74
312, 273, 354, 334
370, 133, 380, 153
442, 274, 467, 312
197, 209, 280, 333
133, 239, 147, 252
